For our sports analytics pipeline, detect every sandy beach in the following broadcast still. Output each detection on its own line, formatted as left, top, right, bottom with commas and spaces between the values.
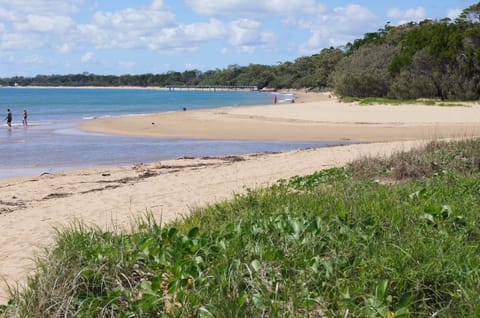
81, 92, 480, 142
1, 92, 480, 303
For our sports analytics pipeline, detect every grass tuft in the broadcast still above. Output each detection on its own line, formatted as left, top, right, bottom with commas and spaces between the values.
341, 96, 476, 107
349, 139, 480, 181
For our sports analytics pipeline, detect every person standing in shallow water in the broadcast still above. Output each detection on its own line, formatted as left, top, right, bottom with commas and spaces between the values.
23, 109, 28, 126
5, 109, 12, 128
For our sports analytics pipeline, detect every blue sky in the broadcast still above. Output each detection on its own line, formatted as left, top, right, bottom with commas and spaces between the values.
0, 0, 475, 77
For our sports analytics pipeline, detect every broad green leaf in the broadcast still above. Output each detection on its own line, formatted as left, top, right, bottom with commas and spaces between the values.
251, 260, 262, 272
140, 281, 155, 296
194, 256, 204, 264
441, 205, 452, 218
167, 227, 178, 239
420, 213, 435, 224
398, 292, 414, 309
252, 294, 266, 309
290, 220, 301, 234
188, 227, 200, 238
395, 307, 411, 317
375, 279, 388, 300
238, 293, 248, 307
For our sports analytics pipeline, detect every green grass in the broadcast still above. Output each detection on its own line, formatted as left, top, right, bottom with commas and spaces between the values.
341, 97, 475, 107
358, 97, 435, 106
1, 139, 480, 317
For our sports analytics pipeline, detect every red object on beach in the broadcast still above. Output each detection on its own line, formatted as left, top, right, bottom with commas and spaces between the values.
274, 95, 277, 104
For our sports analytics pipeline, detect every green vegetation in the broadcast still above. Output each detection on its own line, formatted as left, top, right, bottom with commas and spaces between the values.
339, 97, 474, 107
340, 97, 479, 107
358, 98, 435, 106
1, 138, 479, 317
2, 3, 480, 101
331, 3, 480, 101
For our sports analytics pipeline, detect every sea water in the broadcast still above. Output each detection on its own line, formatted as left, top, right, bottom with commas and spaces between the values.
0, 88, 345, 179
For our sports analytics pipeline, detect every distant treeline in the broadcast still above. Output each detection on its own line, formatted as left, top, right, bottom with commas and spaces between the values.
1, 3, 479, 101
0, 53, 342, 92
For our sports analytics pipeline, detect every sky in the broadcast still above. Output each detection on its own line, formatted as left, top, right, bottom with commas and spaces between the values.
0, 0, 476, 77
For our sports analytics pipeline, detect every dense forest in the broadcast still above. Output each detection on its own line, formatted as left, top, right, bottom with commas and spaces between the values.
1, 3, 479, 100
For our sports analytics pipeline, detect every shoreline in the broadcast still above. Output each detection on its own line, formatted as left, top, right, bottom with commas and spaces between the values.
80, 91, 480, 143
1, 91, 480, 303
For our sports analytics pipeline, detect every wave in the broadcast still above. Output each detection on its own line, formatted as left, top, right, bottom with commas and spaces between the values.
82, 115, 113, 120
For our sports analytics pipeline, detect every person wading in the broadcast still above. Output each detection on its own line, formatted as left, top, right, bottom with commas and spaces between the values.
5, 109, 12, 128
23, 109, 28, 127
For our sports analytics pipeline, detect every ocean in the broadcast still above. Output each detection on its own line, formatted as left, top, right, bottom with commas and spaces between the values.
0, 88, 344, 179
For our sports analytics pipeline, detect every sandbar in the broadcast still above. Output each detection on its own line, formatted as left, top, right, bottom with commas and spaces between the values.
81, 92, 480, 142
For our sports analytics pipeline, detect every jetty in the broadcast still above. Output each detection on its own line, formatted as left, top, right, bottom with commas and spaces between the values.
165, 85, 258, 91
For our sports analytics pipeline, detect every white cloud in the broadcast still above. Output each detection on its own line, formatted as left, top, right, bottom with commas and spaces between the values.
15, 15, 74, 33
185, 63, 203, 70
0, 0, 80, 51
81, 52, 94, 63
79, 3, 275, 55
151, 0, 166, 10
386, 8, 405, 20
227, 19, 275, 50
386, 7, 426, 23
228, 19, 261, 46
1, 33, 45, 50
0, 0, 297, 62
0, 0, 186, 53
184, 0, 325, 17
78, 2, 181, 50
3, 54, 46, 67
92, 7, 175, 30
0, 8, 16, 21
447, 8, 462, 20
0, 0, 81, 19
178, 19, 227, 42
57, 43, 72, 54
332, 5, 377, 33
289, 4, 379, 54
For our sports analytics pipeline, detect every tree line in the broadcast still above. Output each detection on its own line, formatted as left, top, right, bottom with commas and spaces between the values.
1, 3, 479, 100
0, 50, 343, 92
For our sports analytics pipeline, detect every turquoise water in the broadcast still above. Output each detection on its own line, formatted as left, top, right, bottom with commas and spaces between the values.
1, 88, 278, 122
0, 88, 346, 179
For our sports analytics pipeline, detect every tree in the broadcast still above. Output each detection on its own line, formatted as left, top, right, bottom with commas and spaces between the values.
389, 49, 438, 99
330, 44, 398, 98
458, 2, 480, 24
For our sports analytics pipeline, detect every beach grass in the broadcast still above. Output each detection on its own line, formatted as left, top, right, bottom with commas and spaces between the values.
1, 138, 480, 317
359, 97, 436, 106
341, 96, 476, 107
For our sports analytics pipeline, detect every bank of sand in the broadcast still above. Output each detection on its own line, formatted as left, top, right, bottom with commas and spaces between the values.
1, 92, 480, 303
81, 92, 480, 142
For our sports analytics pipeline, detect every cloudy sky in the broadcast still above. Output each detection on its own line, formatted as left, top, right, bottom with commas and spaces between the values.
0, 0, 474, 76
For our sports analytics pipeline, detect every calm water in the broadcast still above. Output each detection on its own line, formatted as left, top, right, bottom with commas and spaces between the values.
0, 88, 345, 179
